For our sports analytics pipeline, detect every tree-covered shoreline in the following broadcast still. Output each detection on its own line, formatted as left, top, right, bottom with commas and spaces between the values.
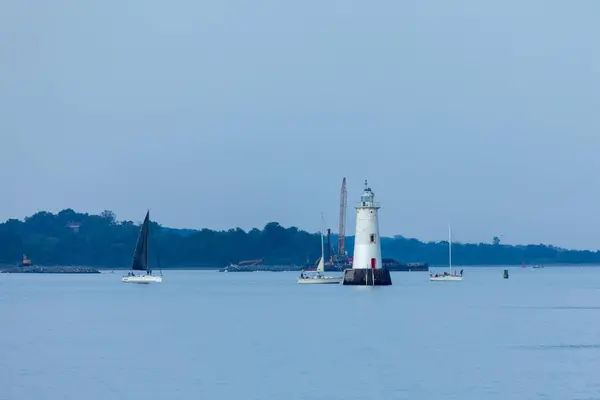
0, 209, 599, 267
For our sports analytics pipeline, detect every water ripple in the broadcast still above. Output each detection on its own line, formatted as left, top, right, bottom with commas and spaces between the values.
505, 305, 600, 310
514, 343, 600, 350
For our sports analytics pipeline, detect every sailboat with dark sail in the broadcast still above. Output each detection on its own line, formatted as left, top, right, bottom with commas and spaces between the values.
122, 211, 163, 284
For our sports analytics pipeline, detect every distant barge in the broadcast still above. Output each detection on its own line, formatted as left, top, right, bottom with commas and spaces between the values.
218, 258, 429, 272
383, 259, 429, 272
323, 259, 429, 272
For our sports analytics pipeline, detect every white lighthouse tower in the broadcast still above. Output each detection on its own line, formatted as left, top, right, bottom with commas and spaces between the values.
352, 180, 382, 270
343, 180, 392, 286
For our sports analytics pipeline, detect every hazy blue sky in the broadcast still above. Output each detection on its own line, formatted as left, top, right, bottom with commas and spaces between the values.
2, 1, 600, 249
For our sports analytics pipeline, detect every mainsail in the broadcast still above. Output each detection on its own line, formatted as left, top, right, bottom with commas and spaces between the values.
131, 211, 150, 271
316, 213, 326, 273
316, 256, 325, 273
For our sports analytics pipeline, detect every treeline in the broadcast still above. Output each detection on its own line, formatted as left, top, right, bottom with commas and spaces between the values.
0, 209, 599, 267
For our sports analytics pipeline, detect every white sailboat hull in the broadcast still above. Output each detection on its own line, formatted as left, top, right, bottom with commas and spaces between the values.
429, 275, 463, 281
297, 276, 342, 284
122, 275, 162, 284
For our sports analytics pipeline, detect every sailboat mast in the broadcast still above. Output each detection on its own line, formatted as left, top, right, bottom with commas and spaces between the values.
320, 213, 325, 262
448, 225, 452, 274
145, 210, 150, 271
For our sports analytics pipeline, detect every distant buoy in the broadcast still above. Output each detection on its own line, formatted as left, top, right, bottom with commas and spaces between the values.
503, 269, 509, 279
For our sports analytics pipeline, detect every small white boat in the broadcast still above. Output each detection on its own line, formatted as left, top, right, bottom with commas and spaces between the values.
430, 226, 463, 282
429, 274, 463, 281
533, 264, 544, 269
122, 210, 163, 284
297, 213, 343, 285
297, 272, 343, 284
122, 274, 162, 284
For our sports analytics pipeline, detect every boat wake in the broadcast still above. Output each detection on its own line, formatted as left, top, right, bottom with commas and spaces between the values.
504, 305, 600, 310
514, 343, 600, 351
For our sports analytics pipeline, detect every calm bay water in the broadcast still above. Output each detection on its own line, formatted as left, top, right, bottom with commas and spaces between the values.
2, 267, 600, 399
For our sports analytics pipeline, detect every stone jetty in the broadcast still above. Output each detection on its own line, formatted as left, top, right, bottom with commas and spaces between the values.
1, 266, 101, 274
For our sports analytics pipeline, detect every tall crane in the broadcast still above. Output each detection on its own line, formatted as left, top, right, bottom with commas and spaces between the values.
338, 177, 347, 256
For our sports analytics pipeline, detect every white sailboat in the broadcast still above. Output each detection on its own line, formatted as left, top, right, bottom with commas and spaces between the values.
122, 211, 163, 284
297, 214, 343, 285
430, 226, 463, 281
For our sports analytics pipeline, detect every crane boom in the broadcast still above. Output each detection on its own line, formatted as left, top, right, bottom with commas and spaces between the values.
338, 177, 347, 256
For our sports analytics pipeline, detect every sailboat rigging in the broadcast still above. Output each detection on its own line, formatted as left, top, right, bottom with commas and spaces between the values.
157, 253, 163, 276
297, 213, 343, 284
122, 211, 163, 284
429, 225, 463, 281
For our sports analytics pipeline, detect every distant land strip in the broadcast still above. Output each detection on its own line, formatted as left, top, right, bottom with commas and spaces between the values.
0, 209, 599, 268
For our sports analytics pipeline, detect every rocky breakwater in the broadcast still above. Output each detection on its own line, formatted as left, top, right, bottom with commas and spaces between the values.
1, 265, 101, 274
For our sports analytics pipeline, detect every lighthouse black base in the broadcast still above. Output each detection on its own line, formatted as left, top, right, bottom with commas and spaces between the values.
342, 268, 392, 286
